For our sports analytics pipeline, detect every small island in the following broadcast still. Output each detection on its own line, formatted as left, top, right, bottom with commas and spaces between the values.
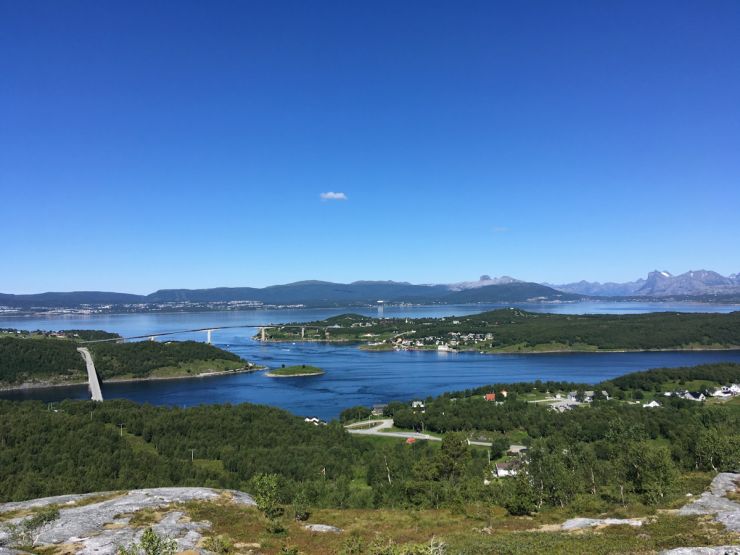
265, 365, 325, 378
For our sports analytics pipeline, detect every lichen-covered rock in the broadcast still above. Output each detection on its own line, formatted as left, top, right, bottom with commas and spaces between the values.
561, 517, 643, 530
304, 524, 342, 533
679, 473, 740, 533
0, 488, 254, 555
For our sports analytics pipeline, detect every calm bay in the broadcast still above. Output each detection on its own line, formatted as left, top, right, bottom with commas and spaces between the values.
1, 301, 738, 419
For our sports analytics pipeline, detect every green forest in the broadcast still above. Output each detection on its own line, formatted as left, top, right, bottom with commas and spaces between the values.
261, 309, 740, 352
0, 334, 248, 385
1, 363, 738, 521
0, 337, 85, 384
88, 341, 246, 379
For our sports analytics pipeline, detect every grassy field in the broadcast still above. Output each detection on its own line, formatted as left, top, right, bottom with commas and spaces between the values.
266, 365, 325, 377
170, 486, 739, 555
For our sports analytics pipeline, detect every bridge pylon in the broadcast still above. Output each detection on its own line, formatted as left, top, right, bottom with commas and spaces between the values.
206, 329, 213, 344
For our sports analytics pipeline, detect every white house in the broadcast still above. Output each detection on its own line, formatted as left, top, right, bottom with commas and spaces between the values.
711, 387, 732, 398
495, 461, 519, 478
642, 400, 661, 408
304, 417, 326, 426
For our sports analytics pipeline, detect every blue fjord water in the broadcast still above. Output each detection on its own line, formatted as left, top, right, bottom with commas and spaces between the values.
1, 302, 738, 420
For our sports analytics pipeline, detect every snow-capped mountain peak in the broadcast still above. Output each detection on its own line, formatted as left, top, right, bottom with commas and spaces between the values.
446, 275, 523, 291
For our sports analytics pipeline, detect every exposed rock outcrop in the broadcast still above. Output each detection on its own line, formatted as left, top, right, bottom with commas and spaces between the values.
0, 487, 254, 555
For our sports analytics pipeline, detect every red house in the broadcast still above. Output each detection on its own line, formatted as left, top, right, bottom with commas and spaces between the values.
484, 392, 496, 401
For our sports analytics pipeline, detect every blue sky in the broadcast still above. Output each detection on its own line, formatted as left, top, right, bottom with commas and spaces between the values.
1, 1, 739, 294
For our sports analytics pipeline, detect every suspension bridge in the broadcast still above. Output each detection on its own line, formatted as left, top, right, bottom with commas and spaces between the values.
79, 323, 320, 345
76, 323, 327, 400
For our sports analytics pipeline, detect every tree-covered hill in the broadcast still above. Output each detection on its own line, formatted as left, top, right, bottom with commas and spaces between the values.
0, 279, 580, 308
0, 336, 85, 385
264, 309, 740, 352
0, 364, 738, 516
88, 341, 246, 379
0, 334, 249, 385
0, 400, 365, 502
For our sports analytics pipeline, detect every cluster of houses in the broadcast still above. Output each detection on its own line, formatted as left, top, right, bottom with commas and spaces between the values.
547, 383, 740, 411
659, 383, 740, 403
388, 331, 495, 351
661, 391, 705, 402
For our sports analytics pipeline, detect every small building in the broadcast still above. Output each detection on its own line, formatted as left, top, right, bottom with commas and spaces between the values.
551, 401, 573, 413
642, 400, 661, 408
411, 400, 425, 409
500, 390, 508, 398
484, 393, 496, 402
711, 387, 731, 398
372, 404, 388, 416
495, 461, 519, 478
507, 444, 527, 455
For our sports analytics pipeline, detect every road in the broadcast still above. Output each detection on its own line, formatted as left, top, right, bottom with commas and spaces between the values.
77, 347, 103, 401
345, 418, 494, 447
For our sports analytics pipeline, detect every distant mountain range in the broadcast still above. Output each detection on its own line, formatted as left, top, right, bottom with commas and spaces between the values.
0, 280, 579, 309
1, 270, 738, 311
549, 270, 740, 298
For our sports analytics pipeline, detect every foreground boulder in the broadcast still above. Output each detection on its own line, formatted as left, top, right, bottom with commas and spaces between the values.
0, 487, 255, 555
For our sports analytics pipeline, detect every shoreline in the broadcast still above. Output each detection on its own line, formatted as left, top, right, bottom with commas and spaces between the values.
264, 371, 325, 378
0, 365, 262, 393
264, 340, 740, 355
2, 298, 739, 319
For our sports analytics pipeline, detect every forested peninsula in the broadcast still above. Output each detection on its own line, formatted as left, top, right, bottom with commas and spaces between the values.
0, 330, 254, 388
258, 309, 740, 353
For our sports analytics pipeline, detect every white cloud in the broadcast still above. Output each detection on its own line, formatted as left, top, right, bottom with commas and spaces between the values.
320, 191, 348, 201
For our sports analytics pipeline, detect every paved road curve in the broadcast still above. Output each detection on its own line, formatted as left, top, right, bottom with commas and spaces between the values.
345, 418, 494, 447
77, 347, 103, 401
